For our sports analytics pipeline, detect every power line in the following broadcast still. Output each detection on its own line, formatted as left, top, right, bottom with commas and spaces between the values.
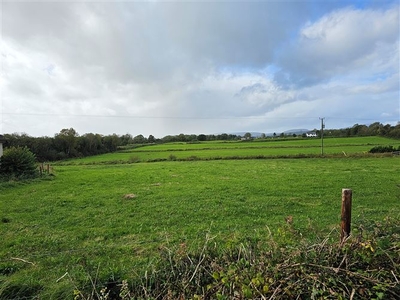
1, 112, 319, 120
2, 112, 396, 122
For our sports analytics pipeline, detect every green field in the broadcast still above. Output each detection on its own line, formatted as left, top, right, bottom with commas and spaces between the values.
1, 136, 399, 298
60, 136, 400, 165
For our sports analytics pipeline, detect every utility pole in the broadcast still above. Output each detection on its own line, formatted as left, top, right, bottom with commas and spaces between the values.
320, 117, 325, 155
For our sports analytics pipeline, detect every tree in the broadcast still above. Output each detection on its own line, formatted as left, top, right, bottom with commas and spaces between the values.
217, 133, 229, 140
54, 128, 79, 157
120, 134, 133, 145
350, 124, 368, 136
148, 135, 155, 144
177, 133, 186, 142
368, 122, 382, 136
161, 135, 178, 143
132, 134, 147, 144
103, 134, 120, 152
33, 136, 57, 162
244, 132, 252, 140
187, 134, 197, 142
0, 146, 38, 179
78, 133, 104, 156
197, 134, 207, 141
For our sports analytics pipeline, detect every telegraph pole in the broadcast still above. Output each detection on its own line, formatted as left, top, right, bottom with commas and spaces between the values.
320, 117, 325, 155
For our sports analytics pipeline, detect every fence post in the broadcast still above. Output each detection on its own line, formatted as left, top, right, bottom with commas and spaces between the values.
340, 188, 352, 244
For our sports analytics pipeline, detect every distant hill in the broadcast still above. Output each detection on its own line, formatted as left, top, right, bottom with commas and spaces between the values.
283, 129, 310, 135
229, 129, 310, 137
231, 132, 266, 137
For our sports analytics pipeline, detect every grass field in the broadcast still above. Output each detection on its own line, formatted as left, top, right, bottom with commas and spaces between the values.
1, 136, 399, 298
60, 136, 400, 165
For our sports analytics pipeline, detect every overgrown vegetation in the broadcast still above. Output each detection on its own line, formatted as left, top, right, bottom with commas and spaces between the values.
69, 218, 400, 299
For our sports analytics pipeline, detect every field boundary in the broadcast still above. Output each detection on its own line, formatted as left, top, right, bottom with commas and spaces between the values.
55, 152, 399, 166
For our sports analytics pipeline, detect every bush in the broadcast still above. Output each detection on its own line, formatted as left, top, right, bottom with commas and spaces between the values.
0, 146, 38, 179
369, 145, 399, 153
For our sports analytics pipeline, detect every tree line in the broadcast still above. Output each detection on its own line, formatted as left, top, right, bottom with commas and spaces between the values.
315, 122, 400, 139
3, 129, 129, 162
2, 122, 399, 162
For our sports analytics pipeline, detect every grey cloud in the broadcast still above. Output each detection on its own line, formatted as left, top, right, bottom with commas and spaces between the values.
236, 83, 268, 97
3, 2, 311, 84
2, 1, 399, 137
111, 1, 309, 85
7, 78, 44, 98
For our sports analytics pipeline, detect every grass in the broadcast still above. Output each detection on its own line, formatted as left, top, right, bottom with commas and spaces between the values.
59, 136, 400, 165
113, 217, 400, 299
1, 136, 399, 298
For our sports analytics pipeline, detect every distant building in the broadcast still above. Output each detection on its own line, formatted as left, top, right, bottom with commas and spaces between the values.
0, 135, 5, 157
306, 132, 317, 138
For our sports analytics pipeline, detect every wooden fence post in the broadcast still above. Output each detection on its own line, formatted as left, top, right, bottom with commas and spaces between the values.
340, 188, 352, 244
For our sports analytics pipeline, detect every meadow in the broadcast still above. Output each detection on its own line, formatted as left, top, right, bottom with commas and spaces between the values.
0, 136, 399, 298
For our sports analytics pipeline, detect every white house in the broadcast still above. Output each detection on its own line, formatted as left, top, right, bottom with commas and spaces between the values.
306, 132, 317, 138
0, 135, 5, 157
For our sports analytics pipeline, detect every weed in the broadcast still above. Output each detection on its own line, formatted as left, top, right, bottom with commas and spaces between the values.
128, 156, 141, 163
168, 154, 177, 161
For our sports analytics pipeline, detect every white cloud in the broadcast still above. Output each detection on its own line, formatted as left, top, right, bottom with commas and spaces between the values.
275, 5, 399, 88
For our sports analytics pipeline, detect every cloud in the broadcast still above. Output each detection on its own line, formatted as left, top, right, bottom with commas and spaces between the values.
274, 5, 399, 88
1, 1, 399, 137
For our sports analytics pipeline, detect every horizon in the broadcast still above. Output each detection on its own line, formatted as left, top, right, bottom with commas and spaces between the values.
1, 121, 398, 139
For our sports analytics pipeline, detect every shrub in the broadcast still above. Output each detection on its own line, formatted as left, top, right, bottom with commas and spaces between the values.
0, 146, 38, 179
369, 145, 399, 153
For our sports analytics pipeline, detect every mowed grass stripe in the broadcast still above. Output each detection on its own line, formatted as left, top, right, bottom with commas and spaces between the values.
126, 136, 398, 151
59, 136, 400, 165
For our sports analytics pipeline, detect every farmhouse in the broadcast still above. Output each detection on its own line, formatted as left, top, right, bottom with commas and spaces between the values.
306, 132, 317, 138
0, 135, 5, 157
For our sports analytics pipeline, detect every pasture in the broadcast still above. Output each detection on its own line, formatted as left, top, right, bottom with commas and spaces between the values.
60, 136, 399, 164
0, 136, 399, 298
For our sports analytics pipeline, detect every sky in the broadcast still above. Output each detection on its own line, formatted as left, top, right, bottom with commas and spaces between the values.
1, 0, 399, 138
